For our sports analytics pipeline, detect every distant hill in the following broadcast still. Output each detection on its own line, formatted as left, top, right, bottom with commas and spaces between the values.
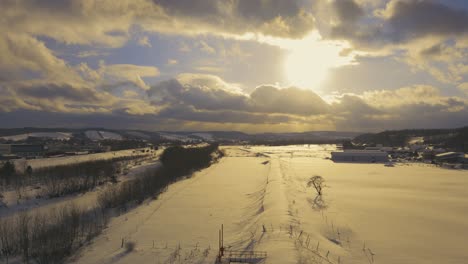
353, 126, 468, 152
0, 128, 359, 144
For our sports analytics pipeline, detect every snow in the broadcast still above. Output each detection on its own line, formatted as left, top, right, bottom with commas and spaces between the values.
1, 132, 72, 141
13, 148, 152, 171
191, 133, 213, 141
0, 159, 162, 219
158, 132, 192, 142
64, 145, 468, 263
85, 130, 123, 141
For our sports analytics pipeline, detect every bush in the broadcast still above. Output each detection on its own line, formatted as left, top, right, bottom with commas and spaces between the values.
0, 161, 16, 185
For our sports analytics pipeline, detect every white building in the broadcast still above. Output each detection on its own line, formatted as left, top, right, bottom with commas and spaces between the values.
331, 150, 389, 163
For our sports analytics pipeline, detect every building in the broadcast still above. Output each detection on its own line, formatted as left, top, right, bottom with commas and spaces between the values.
434, 152, 465, 164
331, 150, 389, 163
0, 144, 45, 158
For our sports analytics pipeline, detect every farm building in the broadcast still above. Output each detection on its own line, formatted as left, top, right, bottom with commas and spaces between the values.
331, 150, 389, 163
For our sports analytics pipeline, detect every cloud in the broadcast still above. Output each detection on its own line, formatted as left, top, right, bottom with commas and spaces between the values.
332, 0, 365, 23
0, 0, 316, 53
0, 33, 78, 83
250, 85, 330, 115
329, 0, 468, 48
148, 74, 330, 116
138, 36, 152, 47
332, 85, 468, 131
98, 63, 160, 90
381, 0, 468, 42
1, 71, 467, 131
321, 0, 468, 84
1, 0, 135, 47
149, 0, 315, 38
458, 83, 468, 95
75, 50, 110, 58
167, 59, 178, 65
198, 40, 216, 54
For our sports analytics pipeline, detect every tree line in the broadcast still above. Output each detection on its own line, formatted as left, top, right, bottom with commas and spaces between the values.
0, 154, 150, 198
99, 144, 222, 209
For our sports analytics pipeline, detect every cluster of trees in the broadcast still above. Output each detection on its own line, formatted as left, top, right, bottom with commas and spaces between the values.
0, 204, 108, 264
0, 162, 16, 186
353, 126, 468, 151
98, 169, 167, 209
0, 154, 150, 198
99, 139, 148, 151
99, 144, 221, 210
34, 160, 116, 198
160, 144, 220, 176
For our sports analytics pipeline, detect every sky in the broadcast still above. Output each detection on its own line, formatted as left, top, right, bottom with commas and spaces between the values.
0, 0, 467, 133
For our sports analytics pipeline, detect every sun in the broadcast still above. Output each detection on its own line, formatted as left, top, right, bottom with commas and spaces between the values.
283, 32, 355, 90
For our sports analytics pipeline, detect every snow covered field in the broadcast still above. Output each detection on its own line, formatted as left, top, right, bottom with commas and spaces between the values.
72, 145, 468, 264
13, 148, 153, 171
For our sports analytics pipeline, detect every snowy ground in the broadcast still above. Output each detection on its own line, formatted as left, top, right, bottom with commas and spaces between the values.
71, 145, 468, 264
12, 148, 154, 171
0, 159, 162, 219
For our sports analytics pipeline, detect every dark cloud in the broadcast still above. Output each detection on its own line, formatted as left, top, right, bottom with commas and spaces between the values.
153, 0, 315, 38
250, 85, 330, 115
332, 0, 364, 23
1, 75, 467, 132
17, 83, 103, 102
0, 0, 315, 50
386, 0, 468, 42
157, 104, 295, 124
328, 0, 468, 53
331, 88, 468, 131
148, 77, 330, 116
420, 44, 443, 57
148, 79, 250, 111
237, 0, 302, 21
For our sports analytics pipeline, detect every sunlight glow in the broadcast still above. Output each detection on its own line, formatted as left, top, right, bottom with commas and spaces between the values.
240, 31, 357, 90
283, 32, 356, 90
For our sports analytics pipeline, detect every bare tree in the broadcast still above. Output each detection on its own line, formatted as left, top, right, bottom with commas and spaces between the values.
307, 175, 325, 196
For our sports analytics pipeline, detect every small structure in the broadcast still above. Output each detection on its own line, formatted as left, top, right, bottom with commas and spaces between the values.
331, 150, 389, 163
216, 225, 267, 263
434, 152, 465, 164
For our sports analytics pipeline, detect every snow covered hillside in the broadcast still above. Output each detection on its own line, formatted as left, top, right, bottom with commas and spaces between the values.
1, 132, 72, 141
72, 145, 468, 264
85, 130, 123, 141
